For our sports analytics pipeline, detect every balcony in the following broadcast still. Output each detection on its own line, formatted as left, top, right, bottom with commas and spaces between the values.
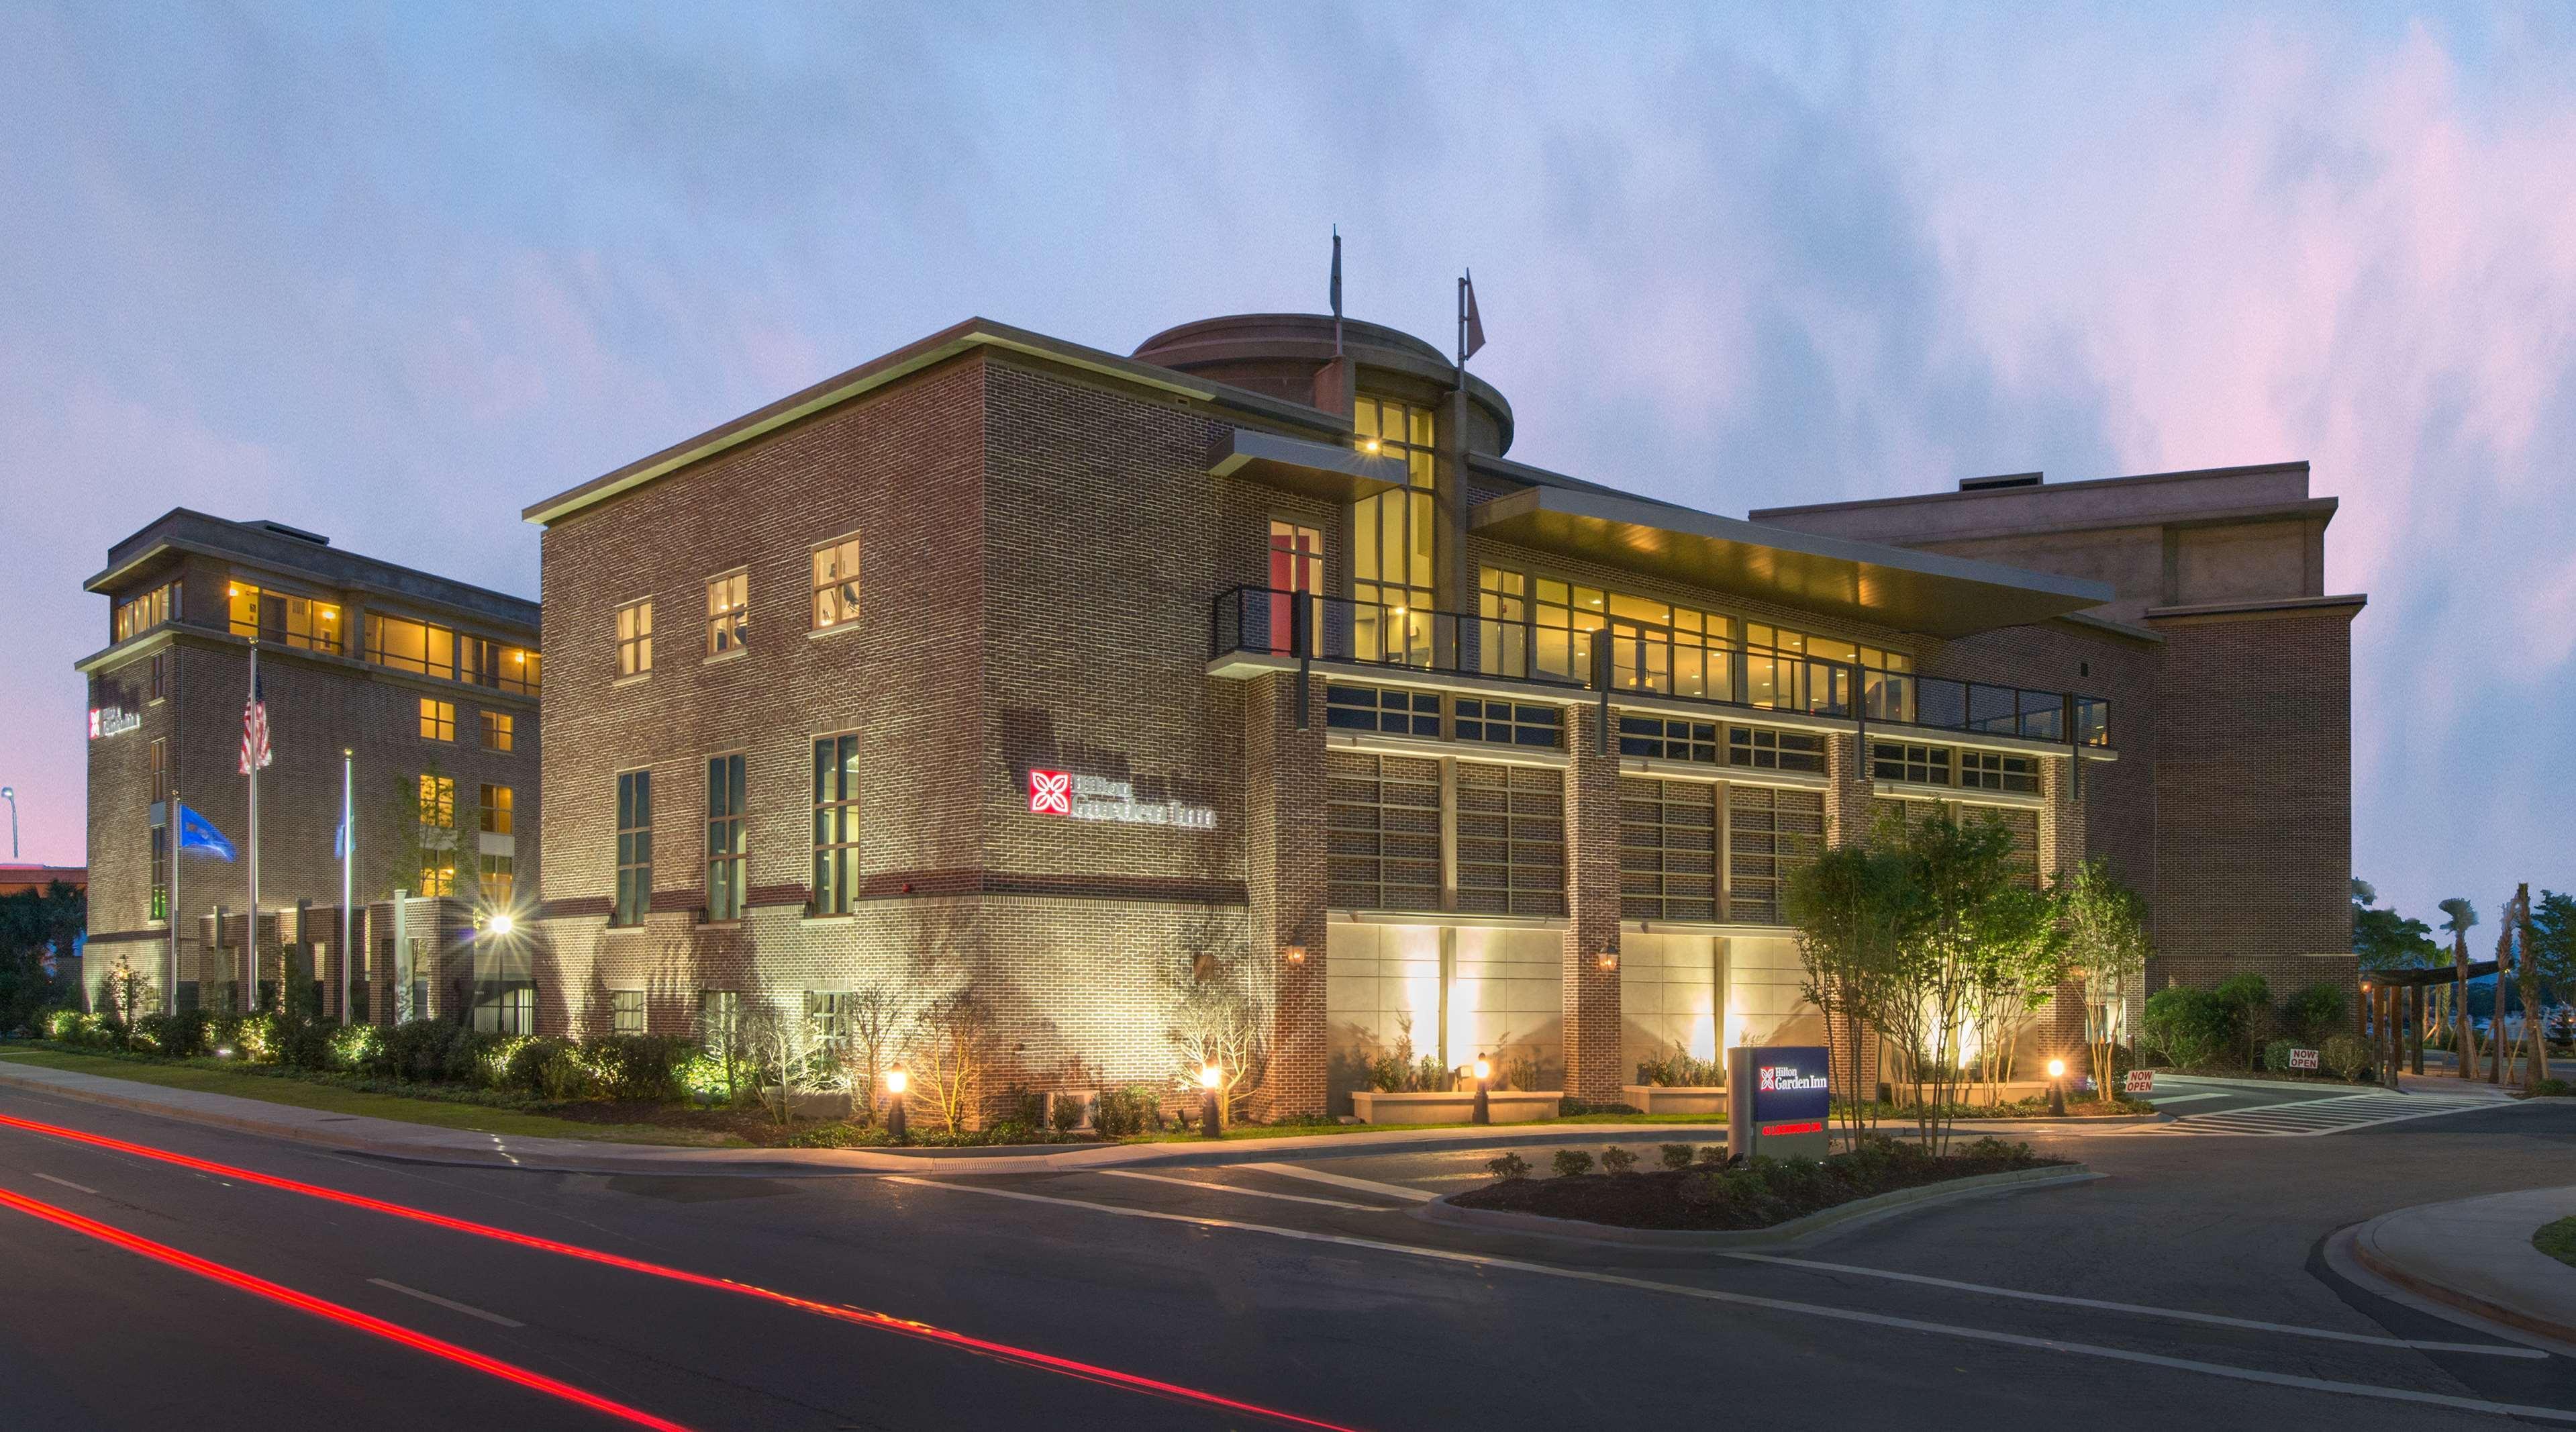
1212, 587, 2108, 747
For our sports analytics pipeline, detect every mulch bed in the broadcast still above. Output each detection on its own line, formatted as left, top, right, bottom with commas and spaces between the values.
1452, 1138, 2069, 1231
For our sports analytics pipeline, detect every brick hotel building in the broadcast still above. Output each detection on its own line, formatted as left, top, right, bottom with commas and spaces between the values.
521, 311, 2361, 1116
79, 511, 542, 1025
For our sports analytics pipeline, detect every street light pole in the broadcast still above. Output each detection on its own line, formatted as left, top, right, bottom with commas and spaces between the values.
1, 785, 17, 859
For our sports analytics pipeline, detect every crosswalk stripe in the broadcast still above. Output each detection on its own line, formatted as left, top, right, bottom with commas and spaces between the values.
2141, 1093, 2505, 1137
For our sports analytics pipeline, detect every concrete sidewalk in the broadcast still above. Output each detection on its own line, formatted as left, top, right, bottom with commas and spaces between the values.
2348, 1185, 2576, 1347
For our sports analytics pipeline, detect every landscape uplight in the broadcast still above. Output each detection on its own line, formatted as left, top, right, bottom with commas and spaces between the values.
2046, 1056, 2067, 1117
1198, 1061, 1224, 1139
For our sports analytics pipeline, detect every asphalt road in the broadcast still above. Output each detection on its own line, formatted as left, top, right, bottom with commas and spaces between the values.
1, 1080, 2571, 1431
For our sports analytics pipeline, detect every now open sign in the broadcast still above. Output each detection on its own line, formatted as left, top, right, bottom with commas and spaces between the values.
2124, 1070, 2154, 1095
2289, 1048, 2320, 1071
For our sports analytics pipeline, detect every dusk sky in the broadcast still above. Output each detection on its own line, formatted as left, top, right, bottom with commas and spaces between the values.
4, 3, 2570, 937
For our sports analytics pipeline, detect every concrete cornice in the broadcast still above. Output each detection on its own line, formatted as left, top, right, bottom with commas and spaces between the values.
2144, 593, 2368, 624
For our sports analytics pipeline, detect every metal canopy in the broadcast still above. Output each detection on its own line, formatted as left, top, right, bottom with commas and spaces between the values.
1208, 427, 1406, 503
1471, 486, 2112, 638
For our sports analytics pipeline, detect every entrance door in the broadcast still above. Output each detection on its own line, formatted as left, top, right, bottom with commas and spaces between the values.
1267, 521, 1323, 656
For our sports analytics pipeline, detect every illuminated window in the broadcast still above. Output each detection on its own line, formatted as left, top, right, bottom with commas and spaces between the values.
807, 991, 852, 1043
812, 535, 861, 631
1532, 577, 1606, 683
1477, 568, 1529, 677
419, 698, 455, 742
114, 582, 180, 642
229, 581, 344, 653
417, 773, 456, 830
150, 822, 169, 923
462, 636, 540, 695
706, 571, 748, 656
366, 613, 454, 678
611, 989, 646, 1036
1351, 395, 1436, 665
698, 990, 740, 1041
1263, 522, 1322, 656
616, 600, 654, 676
479, 851, 515, 905
149, 736, 169, 806
615, 771, 652, 926
480, 710, 513, 752
811, 735, 860, 915
479, 784, 513, 836
417, 850, 457, 899
472, 982, 533, 1036
707, 753, 745, 922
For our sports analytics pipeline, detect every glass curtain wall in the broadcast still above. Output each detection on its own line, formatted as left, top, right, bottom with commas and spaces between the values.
1350, 395, 1437, 666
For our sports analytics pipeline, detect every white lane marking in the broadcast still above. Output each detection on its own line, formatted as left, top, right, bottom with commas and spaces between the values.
2135, 1092, 2228, 1105
367, 1278, 526, 1328
1238, 1161, 1438, 1202
884, 1178, 2576, 1422
1720, 1252, 2545, 1357
1095, 1169, 1390, 1211
34, 1172, 101, 1195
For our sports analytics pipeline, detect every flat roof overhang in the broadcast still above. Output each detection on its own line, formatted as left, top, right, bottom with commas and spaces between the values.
1208, 427, 1405, 502
1471, 487, 2113, 638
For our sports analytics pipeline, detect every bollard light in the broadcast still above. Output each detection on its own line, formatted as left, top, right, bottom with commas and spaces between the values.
1471, 1051, 1492, 1126
2046, 1055, 2067, 1117
883, 1063, 908, 1142
1199, 1061, 1224, 1139
1473, 1055, 1491, 1084
2046, 1058, 2065, 1079
885, 1063, 908, 1095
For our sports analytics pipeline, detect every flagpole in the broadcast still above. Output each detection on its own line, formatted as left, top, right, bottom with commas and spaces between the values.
166, 781, 180, 1016
340, 747, 353, 1024
246, 644, 260, 1014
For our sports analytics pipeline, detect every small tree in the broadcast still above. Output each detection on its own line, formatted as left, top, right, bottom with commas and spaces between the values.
740, 1002, 826, 1127
1963, 884, 2067, 1098
907, 990, 996, 1137
1786, 840, 1907, 1140
104, 955, 155, 1039
2439, 897, 2479, 1078
1877, 809, 2027, 1153
2059, 857, 2149, 1098
835, 985, 907, 1120
1162, 926, 1267, 1129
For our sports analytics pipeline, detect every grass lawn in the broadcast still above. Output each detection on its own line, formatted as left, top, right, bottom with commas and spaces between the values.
2536, 1216, 2576, 1269
0, 1049, 749, 1148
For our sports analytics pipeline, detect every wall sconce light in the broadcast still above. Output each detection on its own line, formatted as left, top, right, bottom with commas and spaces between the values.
1283, 945, 1307, 964
1597, 951, 1619, 972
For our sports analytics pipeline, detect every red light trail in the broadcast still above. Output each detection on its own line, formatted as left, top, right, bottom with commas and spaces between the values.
0, 1184, 692, 1431
0, 1111, 1363, 1432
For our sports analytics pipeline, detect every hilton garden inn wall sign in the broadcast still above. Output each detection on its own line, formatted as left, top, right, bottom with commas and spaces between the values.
1027, 769, 1217, 830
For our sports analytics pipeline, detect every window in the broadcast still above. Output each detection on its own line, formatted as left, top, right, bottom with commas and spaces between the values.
1453, 698, 1561, 749
812, 536, 861, 630
1619, 776, 1720, 921
1477, 568, 1529, 677
1995, 806, 2041, 890
461, 636, 541, 695
419, 698, 455, 742
1262, 522, 1322, 656
706, 571, 748, 656
150, 822, 169, 923
366, 614, 454, 678
148, 651, 170, 701
472, 982, 534, 1036
615, 770, 652, 926
1601, 593, 1733, 698
114, 581, 179, 642
1325, 751, 1440, 912
616, 600, 654, 676
1727, 785, 1825, 924
229, 581, 344, 653
1729, 726, 1826, 774
807, 991, 852, 1043
812, 735, 860, 914
479, 851, 515, 905
707, 753, 745, 922
1350, 395, 1436, 665
1324, 683, 1440, 737
1620, 715, 1721, 765
149, 736, 169, 806
1960, 750, 2040, 794
1872, 741, 1953, 785
479, 783, 513, 835
480, 710, 514, 752
1454, 761, 1567, 918
699, 990, 740, 1042
1532, 577, 1607, 683
416, 774, 457, 898
611, 989, 646, 1036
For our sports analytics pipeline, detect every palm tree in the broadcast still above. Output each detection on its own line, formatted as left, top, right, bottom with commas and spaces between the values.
2438, 898, 2478, 1079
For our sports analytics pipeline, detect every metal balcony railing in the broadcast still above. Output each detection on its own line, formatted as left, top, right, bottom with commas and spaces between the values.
1213, 587, 2109, 747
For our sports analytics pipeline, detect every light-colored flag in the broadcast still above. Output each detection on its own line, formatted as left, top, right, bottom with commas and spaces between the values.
1460, 270, 1486, 363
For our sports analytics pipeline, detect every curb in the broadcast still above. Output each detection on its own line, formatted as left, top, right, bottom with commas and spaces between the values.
1410, 1163, 2100, 1249
2345, 1202, 2576, 1350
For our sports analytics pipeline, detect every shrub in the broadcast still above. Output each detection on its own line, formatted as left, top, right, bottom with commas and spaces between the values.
1048, 1093, 1086, 1135
448, 1029, 516, 1088
1599, 1145, 1638, 1175
2214, 973, 2274, 1068
1091, 1085, 1162, 1138
2530, 1078, 2572, 1098
379, 1019, 452, 1080
1635, 1050, 1724, 1087
502, 1037, 597, 1100
1550, 1149, 1594, 1178
2320, 1033, 2372, 1082
328, 1023, 385, 1073
1558, 1097, 1641, 1116
1659, 1143, 1697, 1170
1698, 1144, 1730, 1166
2281, 982, 2348, 1045
2142, 986, 2238, 1069
1485, 1151, 1530, 1181
2262, 1038, 2295, 1073
584, 1035, 692, 1102
231, 1013, 279, 1063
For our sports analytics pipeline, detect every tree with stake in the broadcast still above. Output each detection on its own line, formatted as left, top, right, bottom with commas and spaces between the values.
2060, 857, 2149, 1101
2439, 897, 2479, 1078
1785, 839, 1906, 1142
1877, 809, 2027, 1153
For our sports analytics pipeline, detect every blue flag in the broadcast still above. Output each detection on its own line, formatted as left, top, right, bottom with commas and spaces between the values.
177, 804, 237, 861
334, 817, 347, 860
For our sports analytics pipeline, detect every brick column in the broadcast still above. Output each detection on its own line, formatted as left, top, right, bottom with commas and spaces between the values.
1825, 729, 1874, 847
1558, 700, 1622, 1102
1246, 671, 1329, 1117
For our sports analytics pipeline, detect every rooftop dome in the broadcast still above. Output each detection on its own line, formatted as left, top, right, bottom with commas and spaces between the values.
1134, 313, 1514, 457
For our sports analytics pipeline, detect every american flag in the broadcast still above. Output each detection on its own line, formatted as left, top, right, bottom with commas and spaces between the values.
239, 671, 272, 774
